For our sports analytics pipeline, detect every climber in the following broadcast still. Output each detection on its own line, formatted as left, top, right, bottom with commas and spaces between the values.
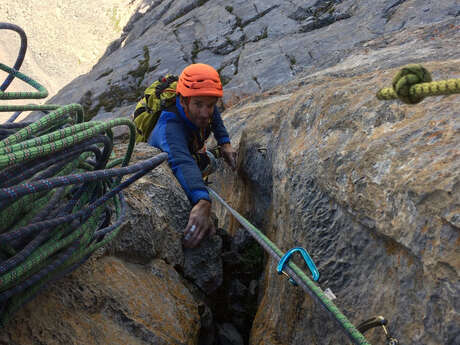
148, 63, 237, 248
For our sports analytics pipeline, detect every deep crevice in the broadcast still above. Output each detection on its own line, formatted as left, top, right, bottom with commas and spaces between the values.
197, 228, 266, 345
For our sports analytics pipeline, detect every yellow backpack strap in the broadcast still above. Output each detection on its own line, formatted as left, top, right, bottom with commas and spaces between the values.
133, 74, 179, 143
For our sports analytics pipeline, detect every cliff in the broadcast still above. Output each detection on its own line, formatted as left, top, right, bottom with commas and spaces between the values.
214, 56, 459, 344
1, 1, 458, 344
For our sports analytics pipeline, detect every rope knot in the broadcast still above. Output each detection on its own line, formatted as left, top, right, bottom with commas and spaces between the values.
392, 64, 432, 104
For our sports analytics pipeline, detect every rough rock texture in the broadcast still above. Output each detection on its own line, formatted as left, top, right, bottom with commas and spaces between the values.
105, 144, 189, 268
1, 144, 225, 344
2, 1, 458, 344
106, 143, 224, 294
22, 0, 458, 124
216, 323, 245, 345
212, 38, 459, 345
1, 256, 200, 345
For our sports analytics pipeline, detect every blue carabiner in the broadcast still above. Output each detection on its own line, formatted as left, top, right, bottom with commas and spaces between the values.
277, 247, 320, 285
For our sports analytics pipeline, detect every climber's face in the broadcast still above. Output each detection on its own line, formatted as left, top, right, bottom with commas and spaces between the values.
181, 95, 217, 128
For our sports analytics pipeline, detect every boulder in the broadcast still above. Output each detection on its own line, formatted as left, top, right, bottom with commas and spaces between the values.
1, 256, 200, 345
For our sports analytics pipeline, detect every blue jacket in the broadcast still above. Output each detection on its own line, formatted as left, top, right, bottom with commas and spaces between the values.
148, 96, 230, 204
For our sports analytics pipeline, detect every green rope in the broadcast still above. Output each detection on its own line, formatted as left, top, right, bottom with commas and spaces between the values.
377, 64, 460, 104
208, 187, 371, 345
0, 44, 141, 325
0, 62, 48, 99
0, 117, 135, 169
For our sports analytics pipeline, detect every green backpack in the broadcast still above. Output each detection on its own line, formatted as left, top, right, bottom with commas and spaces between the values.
132, 75, 178, 143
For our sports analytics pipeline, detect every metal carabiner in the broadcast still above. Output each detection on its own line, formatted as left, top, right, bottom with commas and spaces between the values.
277, 247, 320, 286
202, 150, 218, 178
356, 316, 399, 345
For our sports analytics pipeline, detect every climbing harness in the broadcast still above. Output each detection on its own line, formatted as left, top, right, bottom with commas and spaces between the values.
377, 64, 460, 104
0, 22, 167, 326
207, 187, 372, 345
277, 247, 319, 285
355, 316, 399, 345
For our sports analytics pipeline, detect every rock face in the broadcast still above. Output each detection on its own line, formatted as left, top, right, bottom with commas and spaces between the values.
212, 27, 459, 344
2, 256, 200, 345
1, 1, 458, 345
21, 0, 458, 123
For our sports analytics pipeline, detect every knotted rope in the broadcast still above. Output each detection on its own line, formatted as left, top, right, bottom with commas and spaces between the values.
377, 64, 460, 104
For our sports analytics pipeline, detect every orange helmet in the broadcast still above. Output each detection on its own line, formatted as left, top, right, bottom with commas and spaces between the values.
176, 63, 223, 97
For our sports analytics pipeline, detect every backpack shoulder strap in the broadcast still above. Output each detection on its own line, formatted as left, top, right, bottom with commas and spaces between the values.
164, 103, 179, 115
133, 104, 148, 119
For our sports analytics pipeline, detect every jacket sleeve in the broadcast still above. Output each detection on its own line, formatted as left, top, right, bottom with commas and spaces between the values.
148, 112, 210, 204
211, 108, 230, 145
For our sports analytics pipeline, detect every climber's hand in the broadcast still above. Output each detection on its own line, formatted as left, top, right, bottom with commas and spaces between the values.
220, 143, 237, 171
183, 199, 215, 248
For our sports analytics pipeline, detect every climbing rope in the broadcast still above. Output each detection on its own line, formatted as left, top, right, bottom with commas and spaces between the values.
207, 187, 372, 345
0, 22, 168, 326
377, 64, 460, 104
0, 23, 27, 92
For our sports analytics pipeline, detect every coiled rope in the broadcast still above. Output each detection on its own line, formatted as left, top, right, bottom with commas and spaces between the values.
208, 187, 371, 345
376, 64, 460, 104
0, 22, 167, 326
0, 23, 27, 93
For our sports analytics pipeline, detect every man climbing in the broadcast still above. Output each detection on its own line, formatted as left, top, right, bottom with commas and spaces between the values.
148, 63, 237, 248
